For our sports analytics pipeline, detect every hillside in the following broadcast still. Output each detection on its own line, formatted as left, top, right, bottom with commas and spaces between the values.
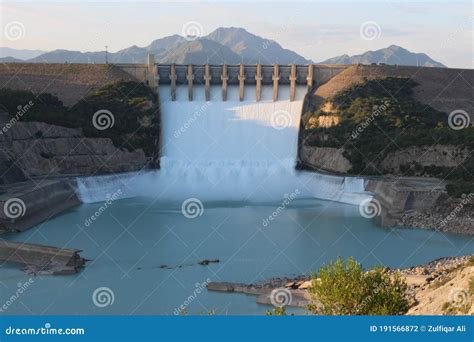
0, 47, 46, 60
305, 64, 473, 120
319, 45, 445, 68
0, 63, 137, 106
299, 65, 473, 198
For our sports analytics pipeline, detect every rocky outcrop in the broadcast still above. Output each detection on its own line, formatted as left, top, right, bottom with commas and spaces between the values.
399, 193, 474, 235
0, 240, 85, 275
404, 256, 474, 315
299, 146, 351, 173
0, 111, 148, 179
207, 277, 312, 308
380, 145, 469, 174
365, 177, 446, 227
0, 179, 81, 233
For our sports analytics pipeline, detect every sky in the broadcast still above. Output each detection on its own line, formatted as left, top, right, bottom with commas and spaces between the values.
0, 0, 472, 68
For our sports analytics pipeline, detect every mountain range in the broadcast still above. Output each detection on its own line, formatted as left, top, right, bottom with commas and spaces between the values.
0, 27, 445, 67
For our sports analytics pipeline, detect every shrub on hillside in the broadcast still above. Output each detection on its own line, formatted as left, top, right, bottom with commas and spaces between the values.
71, 81, 160, 156
302, 77, 474, 197
0, 81, 160, 158
308, 257, 408, 315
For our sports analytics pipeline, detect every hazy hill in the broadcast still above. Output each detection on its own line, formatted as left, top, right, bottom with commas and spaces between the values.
319, 45, 445, 67
0, 47, 46, 60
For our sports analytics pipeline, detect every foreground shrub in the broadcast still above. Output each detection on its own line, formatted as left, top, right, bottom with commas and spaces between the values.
309, 257, 408, 315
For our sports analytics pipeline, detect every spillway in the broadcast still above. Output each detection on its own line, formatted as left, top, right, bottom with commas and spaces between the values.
76, 85, 370, 205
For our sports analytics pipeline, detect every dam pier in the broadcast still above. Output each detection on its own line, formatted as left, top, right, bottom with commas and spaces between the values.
116, 54, 349, 102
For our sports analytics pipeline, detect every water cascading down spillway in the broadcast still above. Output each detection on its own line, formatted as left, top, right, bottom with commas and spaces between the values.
76, 79, 369, 205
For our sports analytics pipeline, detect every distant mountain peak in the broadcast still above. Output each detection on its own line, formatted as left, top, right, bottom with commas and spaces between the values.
205, 27, 307, 64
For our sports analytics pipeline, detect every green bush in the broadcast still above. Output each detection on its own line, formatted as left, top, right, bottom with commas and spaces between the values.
309, 257, 408, 315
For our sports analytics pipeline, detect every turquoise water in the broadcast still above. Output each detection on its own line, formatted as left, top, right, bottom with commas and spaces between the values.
1, 197, 473, 315
2, 85, 472, 315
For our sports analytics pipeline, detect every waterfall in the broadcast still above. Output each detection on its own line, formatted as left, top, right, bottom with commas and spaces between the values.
76, 85, 369, 205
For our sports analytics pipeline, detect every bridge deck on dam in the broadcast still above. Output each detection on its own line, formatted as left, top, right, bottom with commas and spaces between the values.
116, 54, 350, 102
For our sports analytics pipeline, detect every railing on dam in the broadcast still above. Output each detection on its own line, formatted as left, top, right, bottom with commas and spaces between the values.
115, 54, 350, 102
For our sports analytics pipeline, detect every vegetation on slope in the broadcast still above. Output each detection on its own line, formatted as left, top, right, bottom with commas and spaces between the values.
302, 77, 473, 197
0, 81, 160, 158
308, 257, 409, 315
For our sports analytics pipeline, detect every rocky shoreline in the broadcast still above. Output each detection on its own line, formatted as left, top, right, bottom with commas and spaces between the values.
398, 194, 474, 235
207, 255, 474, 315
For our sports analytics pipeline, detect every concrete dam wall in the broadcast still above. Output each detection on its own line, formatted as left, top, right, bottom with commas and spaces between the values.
116, 55, 350, 102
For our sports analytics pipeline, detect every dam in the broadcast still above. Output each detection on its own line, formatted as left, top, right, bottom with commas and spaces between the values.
115, 54, 350, 101
2, 58, 473, 316
75, 72, 367, 205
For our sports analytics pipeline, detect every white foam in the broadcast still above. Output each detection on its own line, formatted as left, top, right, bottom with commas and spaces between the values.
76, 85, 370, 205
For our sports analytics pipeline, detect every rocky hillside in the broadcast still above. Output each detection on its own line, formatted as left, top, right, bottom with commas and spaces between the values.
304, 64, 473, 118
0, 81, 160, 182
298, 65, 473, 233
0, 110, 149, 183
404, 256, 474, 315
299, 66, 473, 195
0, 113, 147, 182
